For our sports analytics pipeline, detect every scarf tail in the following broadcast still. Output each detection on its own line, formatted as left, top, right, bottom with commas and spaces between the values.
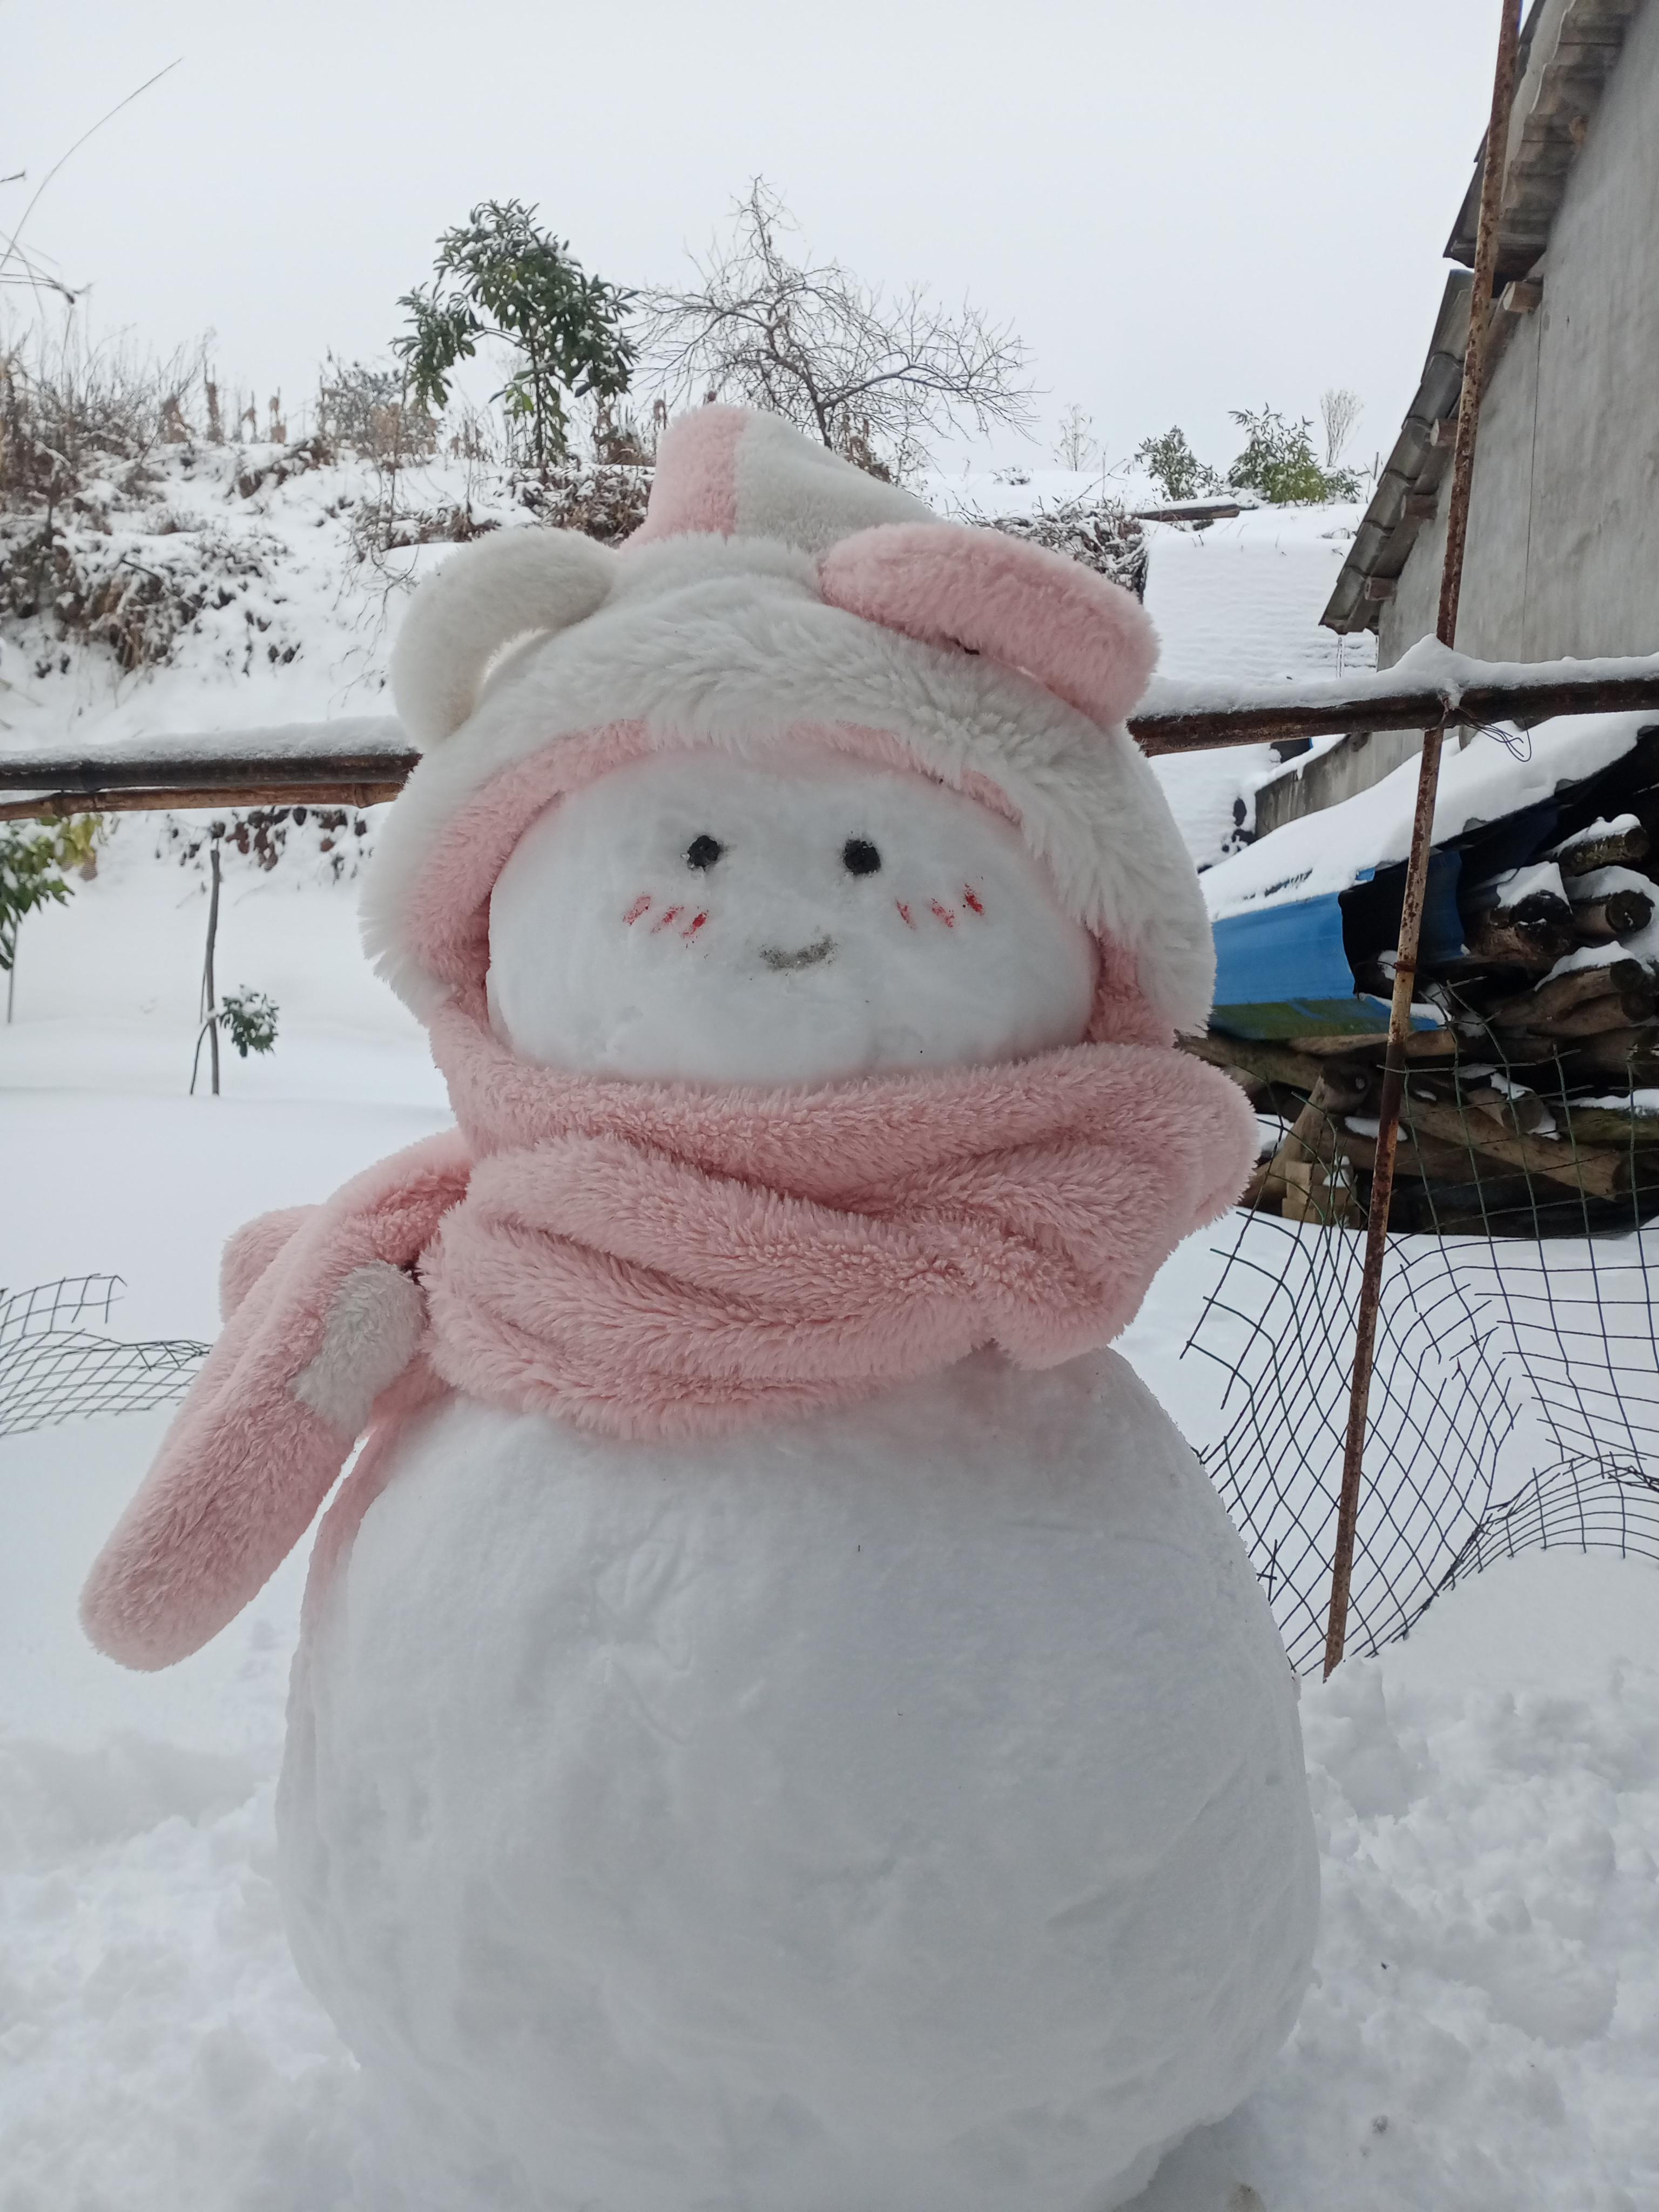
79, 1132, 470, 1671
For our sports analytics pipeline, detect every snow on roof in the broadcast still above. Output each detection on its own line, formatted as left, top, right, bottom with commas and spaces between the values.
1202, 704, 1657, 922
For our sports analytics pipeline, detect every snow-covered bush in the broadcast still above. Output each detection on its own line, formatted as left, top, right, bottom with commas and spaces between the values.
0, 328, 322, 679
1134, 411, 1364, 508
217, 986, 279, 1058
1227, 406, 1360, 505
1, 510, 289, 675
314, 354, 436, 465
514, 461, 651, 542
983, 496, 1149, 600
1135, 427, 1222, 503
0, 333, 189, 514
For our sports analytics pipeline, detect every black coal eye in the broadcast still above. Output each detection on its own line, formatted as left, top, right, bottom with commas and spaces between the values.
685, 834, 723, 871
842, 837, 881, 877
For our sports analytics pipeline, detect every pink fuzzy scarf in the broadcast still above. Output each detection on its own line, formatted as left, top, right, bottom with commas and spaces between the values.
420, 1006, 1255, 1439
80, 1007, 1255, 1670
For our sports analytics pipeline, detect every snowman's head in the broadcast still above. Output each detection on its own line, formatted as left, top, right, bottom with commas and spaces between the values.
365, 408, 1219, 1083
485, 746, 1097, 1086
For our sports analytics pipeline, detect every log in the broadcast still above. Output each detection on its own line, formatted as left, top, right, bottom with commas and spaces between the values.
1451, 1083, 1560, 1136
1414, 1188, 1627, 1237
0, 746, 417, 798
1488, 957, 1649, 1028
1287, 1027, 1461, 1060
1130, 500, 1244, 524
0, 780, 406, 822
1399, 1097, 1627, 1196
1261, 1087, 1360, 1225
1571, 888, 1654, 942
1464, 892, 1577, 973
1556, 821, 1650, 876
1336, 1122, 1490, 1185
1532, 986, 1657, 1038
1181, 1033, 1334, 1096
1473, 1029, 1568, 1066
1559, 1104, 1659, 1149
1568, 1027, 1659, 1078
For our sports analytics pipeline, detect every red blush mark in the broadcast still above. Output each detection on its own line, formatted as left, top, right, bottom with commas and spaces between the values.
896, 900, 916, 929
962, 885, 985, 916
682, 911, 708, 941
623, 895, 652, 925
650, 906, 685, 934
929, 900, 956, 928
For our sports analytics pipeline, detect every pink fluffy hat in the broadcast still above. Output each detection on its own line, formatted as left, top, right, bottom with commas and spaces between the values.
366, 404, 1213, 1042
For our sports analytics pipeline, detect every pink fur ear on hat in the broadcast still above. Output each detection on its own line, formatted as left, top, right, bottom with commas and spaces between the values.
391, 527, 617, 747
818, 523, 1158, 731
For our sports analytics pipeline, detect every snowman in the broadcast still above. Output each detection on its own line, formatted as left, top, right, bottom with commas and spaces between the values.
83, 409, 1318, 2212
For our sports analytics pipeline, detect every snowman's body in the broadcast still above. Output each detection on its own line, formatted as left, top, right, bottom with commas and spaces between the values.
281, 1348, 1314, 2212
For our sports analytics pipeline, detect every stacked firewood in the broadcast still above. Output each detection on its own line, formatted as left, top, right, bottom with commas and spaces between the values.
1189, 811, 1659, 1238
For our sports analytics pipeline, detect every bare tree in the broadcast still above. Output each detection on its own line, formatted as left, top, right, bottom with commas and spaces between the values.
637, 180, 1035, 481
1319, 386, 1362, 468
1054, 404, 1097, 473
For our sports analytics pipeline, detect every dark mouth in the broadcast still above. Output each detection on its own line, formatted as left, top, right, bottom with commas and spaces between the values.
759, 936, 837, 973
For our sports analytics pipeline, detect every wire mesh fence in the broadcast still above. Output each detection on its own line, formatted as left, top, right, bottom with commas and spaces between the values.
0, 1277, 207, 1440
1186, 1064, 1659, 1674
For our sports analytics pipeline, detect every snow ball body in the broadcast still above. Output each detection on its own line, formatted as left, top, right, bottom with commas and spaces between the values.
281, 1361, 1316, 2212
277, 746, 1318, 2210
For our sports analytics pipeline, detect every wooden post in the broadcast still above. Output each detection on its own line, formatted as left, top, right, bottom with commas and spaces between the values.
206, 834, 222, 1098
191, 832, 224, 1098
1322, 0, 1523, 1681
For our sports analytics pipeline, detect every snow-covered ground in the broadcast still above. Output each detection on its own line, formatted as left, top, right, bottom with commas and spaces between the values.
9, 460, 1657, 2210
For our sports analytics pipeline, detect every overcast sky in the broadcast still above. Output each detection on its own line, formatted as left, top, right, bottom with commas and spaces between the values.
5, 0, 1502, 475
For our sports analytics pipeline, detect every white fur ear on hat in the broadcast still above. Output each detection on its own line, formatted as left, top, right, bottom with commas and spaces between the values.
390, 528, 617, 746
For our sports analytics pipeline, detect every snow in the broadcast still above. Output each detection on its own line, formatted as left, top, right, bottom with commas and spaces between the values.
1473, 858, 1569, 910
1547, 915, 1659, 981
1552, 814, 1643, 860
1202, 709, 1659, 922
487, 748, 1096, 1082
1567, 864, 1654, 903
3, 718, 407, 777
5, 458, 1659, 2210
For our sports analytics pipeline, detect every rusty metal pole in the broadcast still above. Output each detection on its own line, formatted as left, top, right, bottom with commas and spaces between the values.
1322, 0, 1523, 1680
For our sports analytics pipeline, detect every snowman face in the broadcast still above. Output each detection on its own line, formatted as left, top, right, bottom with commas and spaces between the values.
485, 748, 1097, 1086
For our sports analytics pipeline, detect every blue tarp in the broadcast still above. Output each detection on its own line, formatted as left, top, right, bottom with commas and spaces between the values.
1210, 852, 1465, 1040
